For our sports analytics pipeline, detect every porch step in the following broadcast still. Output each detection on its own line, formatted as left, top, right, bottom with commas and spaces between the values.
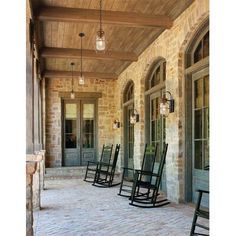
45, 166, 93, 180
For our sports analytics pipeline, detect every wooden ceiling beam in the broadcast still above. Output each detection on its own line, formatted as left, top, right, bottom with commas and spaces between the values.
36, 7, 173, 29
43, 70, 118, 79
41, 47, 138, 62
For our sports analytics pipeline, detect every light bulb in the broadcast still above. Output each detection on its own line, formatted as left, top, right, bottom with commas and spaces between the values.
160, 102, 169, 117
96, 32, 105, 51
79, 75, 85, 85
70, 91, 75, 99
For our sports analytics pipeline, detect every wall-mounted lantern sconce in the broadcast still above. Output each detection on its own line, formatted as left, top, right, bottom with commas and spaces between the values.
113, 120, 120, 129
160, 91, 175, 117
130, 109, 139, 124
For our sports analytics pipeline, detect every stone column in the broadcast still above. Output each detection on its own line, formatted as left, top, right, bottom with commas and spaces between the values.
27, 154, 43, 210
26, 161, 36, 236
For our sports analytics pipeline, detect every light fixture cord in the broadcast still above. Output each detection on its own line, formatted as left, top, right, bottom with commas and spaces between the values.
100, 0, 102, 32
80, 35, 83, 77
71, 63, 74, 91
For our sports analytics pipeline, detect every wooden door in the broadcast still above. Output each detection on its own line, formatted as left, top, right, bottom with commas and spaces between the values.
192, 68, 209, 206
63, 100, 96, 166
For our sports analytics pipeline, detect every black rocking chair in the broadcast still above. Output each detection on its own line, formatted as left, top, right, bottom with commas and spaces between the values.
92, 144, 120, 187
129, 143, 169, 208
118, 143, 158, 198
84, 144, 113, 182
190, 189, 209, 236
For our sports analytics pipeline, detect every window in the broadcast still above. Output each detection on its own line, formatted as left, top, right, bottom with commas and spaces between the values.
193, 31, 209, 64
147, 60, 166, 90
124, 82, 134, 103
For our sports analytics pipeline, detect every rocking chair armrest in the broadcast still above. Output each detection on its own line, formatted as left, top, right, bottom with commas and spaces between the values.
98, 162, 111, 167
196, 189, 209, 194
122, 167, 135, 171
87, 161, 99, 166
135, 170, 153, 175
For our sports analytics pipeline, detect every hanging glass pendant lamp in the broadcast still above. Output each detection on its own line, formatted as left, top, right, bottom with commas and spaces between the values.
96, 0, 106, 52
79, 32, 85, 85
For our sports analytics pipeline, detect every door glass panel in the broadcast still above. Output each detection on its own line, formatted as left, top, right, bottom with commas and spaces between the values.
194, 110, 202, 139
65, 104, 77, 149
65, 120, 76, 134
65, 134, 76, 148
194, 141, 202, 169
150, 95, 165, 162
203, 32, 209, 58
82, 104, 94, 148
194, 42, 202, 63
203, 108, 209, 139
128, 108, 134, 159
204, 141, 209, 169
194, 79, 203, 108
204, 75, 209, 107
193, 72, 209, 170
65, 104, 77, 119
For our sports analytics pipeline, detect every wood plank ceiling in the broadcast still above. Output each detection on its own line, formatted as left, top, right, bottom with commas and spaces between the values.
30, 0, 194, 80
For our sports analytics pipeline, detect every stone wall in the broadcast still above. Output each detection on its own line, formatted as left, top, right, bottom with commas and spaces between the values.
45, 78, 117, 167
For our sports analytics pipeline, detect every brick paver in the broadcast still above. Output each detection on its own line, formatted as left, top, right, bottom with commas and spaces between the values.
33, 179, 207, 236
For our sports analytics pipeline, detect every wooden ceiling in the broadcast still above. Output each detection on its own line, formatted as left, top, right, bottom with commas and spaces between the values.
30, 0, 194, 80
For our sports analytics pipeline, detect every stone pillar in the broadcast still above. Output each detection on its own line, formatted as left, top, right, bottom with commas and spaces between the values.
35, 150, 46, 191
26, 161, 36, 236
27, 154, 43, 210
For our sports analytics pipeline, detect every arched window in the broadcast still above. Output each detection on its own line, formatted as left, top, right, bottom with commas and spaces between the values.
193, 31, 209, 64
124, 81, 134, 103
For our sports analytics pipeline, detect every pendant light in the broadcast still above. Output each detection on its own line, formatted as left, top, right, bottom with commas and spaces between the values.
79, 32, 85, 85
96, 0, 105, 52
70, 62, 75, 99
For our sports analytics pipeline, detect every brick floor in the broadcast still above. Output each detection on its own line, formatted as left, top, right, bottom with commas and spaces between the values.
33, 179, 208, 236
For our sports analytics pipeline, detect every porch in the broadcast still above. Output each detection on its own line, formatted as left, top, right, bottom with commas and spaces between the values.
34, 178, 205, 236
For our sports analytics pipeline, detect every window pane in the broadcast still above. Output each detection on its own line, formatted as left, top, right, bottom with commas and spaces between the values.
194, 79, 203, 108
204, 75, 209, 107
163, 62, 166, 81
151, 66, 160, 87
82, 133, 94, 148
151, 99, 155, 120
151, 121, 155, 142
194, 41, 202, 63
65, 104, 77, 119
204, 141, 209, 169
194, 141, 202, 169
203, 108, 209, 139
66, 134, 76, 148
194, 110, 202, 139
203, 32, 209, 58
65, 120, 76, 134
83, 104, 94, 119
155, 97, 159, 119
